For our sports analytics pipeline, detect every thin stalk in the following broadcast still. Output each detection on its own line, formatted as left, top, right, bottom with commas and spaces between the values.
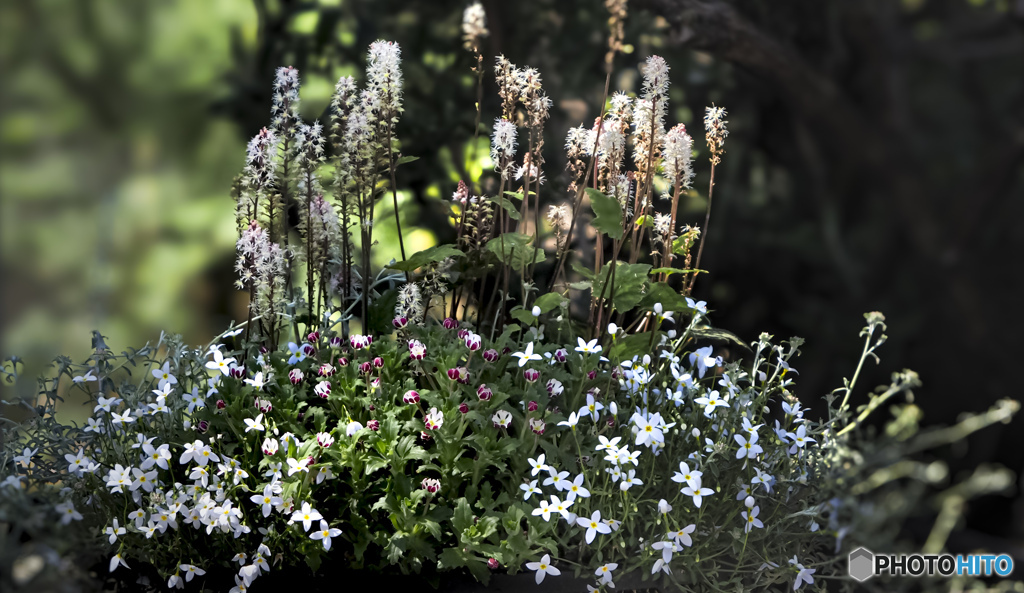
688, 160, 717, 293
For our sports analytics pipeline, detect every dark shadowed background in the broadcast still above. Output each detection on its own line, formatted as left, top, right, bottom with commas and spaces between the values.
2, 0, 1023, 563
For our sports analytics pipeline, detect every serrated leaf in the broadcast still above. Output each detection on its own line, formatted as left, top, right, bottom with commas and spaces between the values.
587, 188, 624, 240
387, 244, 465, 272
592, 261, 650, 312
486, 233, 545, 269
533, 292, 565, 313
638, 282, 690, 313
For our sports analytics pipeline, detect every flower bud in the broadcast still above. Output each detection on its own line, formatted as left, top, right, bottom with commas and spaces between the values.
523, 368, 540, 383
527, 400, 538, 412
458, 403, 469, 414
302, 344, 316, 357
554, 348, 567, 363
457, 329, 469, 340
420, 431, 433, 442
359, 361, 372, 375
403, 390, 420, 404
307, 331, 320, 343
316, 432, 334, 448
464, 332, 482, 351
337, 356, 349, 367
259, 346, 269, 355
367, 419, 380, 431
482, 349, 499, 362
229, 365, 245, 379
329, 336, 342, 348
314, 381, 331, 399
487, 558, 499, 570
196, 420, 209, 433
477, 384, 492, 401
373, 357, 384, 368
216, 399, 226, 410
318, 364, 335, 377
422, 477, 441, 493
529, 417, 545, 435
261, 437, 279, 455
587, 370, 597, 380
392, 316, 408, 329
442, 317, 458, 330
289, 369, 304, 384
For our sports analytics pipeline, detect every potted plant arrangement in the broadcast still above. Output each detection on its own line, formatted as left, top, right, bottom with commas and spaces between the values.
1, 3, 1018, 592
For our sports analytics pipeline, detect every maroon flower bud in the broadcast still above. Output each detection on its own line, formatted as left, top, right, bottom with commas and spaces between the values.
587, 370, 597, 380
420, 431, 433, 442
447, 368, 460, 381
487, 558, 500, 570
367, 419, 380, 431
373, 357, 384, 369
337, 356, 349, 367
229, 365, 245, 379
502, 347, 511, 355
457, 329, 469, 340
528, 400, 539, 412
442, 317, 458, 330
482, 349, 499, 362
307, 331, 320, 343
607, 417, 615, 428
196, 420, 209, 433
329, 336, 342, 348
392, 316, 408, 329
421, 477, 441, 493
301, 344, 316, 357
458, 402, 469, 414
216, 399, 226, 410
289, 369, 304, 384
476, 384, 492, 401
403, 390, 420, 404
554, 348, 568, 363
523, 368, 540, 383
359, 361, 372, 375
368, 404, 376, 411
259, 346, 269, 355
611, 368, 621, 380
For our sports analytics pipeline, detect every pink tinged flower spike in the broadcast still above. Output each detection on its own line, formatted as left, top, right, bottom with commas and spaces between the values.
525, 554, 560, 585
310, 519, 343, 551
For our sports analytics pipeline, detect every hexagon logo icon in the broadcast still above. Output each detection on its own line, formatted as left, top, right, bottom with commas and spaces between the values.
848, 547, 875, 582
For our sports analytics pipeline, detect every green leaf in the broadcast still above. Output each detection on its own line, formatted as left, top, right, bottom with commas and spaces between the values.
395, 155, 420, 166
609, 331, 654, 360
650, 267, 701, 276
638, 282, 690, 313
305, 552, 322, 572
453, 498, 474, 534
510, 308, 537, 325
570, 261, 596, 281
486, 233, 545, 269
634, 214, 655, 228
387, 244, 465, 272
533, 292, 565, 314
689, 326, 751, 350
488, 194, 521, 221
592, 262, 651, 312
587, 188, 624, 240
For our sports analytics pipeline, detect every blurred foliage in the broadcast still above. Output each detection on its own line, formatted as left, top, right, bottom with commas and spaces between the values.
1, 0, 1022, 555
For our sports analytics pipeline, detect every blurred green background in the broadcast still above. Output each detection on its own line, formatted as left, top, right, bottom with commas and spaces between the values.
2, 0, 1023, 555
